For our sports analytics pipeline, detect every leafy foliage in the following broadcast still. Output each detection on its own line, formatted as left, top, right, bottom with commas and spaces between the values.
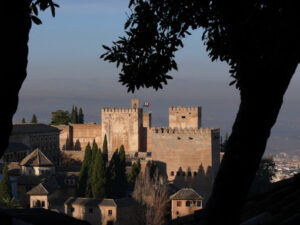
128, 159, 141, 183
77, 142, 92, 197
50, 110, 70, 125
250, 157, 276, 194
21, 118, 26, 123
92, 149, 107, 198
29, 0, 59, 25
78, 107, 84, 124
102, 134, 108, 163
31, 114, 38, 123
0, 164, 12, 201
101, 0, 300, 92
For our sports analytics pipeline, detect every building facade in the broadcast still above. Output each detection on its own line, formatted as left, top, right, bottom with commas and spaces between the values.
55, 99, 221, 200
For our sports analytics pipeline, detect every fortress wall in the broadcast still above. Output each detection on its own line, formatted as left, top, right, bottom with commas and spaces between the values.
169, 106, 202, 129
71, 124, 102, 151
101, 108, 143, 154
150, 127, 219, 201
51, 125, 72, 150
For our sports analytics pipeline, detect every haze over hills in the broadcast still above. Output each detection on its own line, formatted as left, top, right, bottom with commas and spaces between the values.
13, 0, 300, 157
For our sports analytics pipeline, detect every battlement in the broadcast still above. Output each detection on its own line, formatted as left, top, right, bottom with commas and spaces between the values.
169, 106, 201, 112
102, 108, 142, 113
151, 127, 219, 135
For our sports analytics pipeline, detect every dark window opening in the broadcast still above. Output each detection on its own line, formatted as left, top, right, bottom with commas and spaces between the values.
89, 208, 93, 213
177, 201, 182, 207
182, 116, 186, 119
176, 171, 180, 176
177, 137, 181, 140
194, 172, 197, 176
188, 137, 193, 140
182, 172, 186, 176
187, 171, 192, 176
108, 210, 113, 216
186, 201, 191, 207
171, 171, 174, 176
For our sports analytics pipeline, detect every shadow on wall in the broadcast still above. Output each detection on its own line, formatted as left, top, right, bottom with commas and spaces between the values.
172, 164, 213, 203
74, 139, 81, 151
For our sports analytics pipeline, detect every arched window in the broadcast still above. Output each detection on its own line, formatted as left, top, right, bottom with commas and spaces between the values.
185, 201, 190, 207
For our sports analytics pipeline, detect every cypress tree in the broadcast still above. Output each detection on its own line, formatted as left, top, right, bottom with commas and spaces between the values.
102, 134, 108, 163
78, 108, 84, 124
0, 163, 12, 201
86, 140, 99, 197
71, 105, 76, 124
77, 142, 92, 197
21, 118, 26, 123
107, 149, 120, 198
75, 106, 78, 124
31, 114, 37, 123
128, 159, 141, 183
118, 145, 127, 197
92, 150, 106, 198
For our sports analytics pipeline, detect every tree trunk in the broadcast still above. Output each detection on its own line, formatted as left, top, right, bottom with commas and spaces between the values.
203, 57, 299, 225
1, 1, 31, 158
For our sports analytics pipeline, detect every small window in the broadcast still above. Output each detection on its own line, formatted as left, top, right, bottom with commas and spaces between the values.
197, 201, 202, 207
177, 201, 182, 207
71, 207, 75, 212
176, 171, 180, 176
187, 171, 192, 176
107, 221, 114, 225
171, 171, 174, 176
186, 201, 191, 207
194, 172, 197, 176
188, 137, 193, 140
89, 208, 93, 213
108, 210, 113, 216
176, 211, 179, 215
182, 116, 186, 119
41, 201, 45, 207
177, 137, 181, 140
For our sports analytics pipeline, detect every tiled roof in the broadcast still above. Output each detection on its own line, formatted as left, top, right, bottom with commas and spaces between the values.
64, 197, 119, 207
27, 176, 58, 195
12, 123, 60, 135
170, 188, 204, 200
65, 197, 103, 207
5, 142, 30, 153
240, 173, 300, 225
19, 148, 54, 167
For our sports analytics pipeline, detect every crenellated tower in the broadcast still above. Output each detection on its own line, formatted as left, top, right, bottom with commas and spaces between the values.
169, 106, 202, 129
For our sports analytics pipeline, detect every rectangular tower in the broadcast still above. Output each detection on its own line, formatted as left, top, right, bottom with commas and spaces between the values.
169, 106, 202, 129
101, 107, 143, 156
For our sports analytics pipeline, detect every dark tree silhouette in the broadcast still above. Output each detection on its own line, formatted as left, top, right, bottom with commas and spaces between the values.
2, 0, 59, 164
101, 1, 300, 224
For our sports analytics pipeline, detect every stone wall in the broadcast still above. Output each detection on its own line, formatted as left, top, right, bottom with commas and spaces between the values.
150, 127, 220, 201
72, 124, 101, 150
53, 124, 101, 151
101, 108, 143, 155
169, 106, 201, 129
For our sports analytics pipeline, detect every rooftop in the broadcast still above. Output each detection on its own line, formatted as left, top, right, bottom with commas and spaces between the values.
20, 148, 54, 167
170, 188, 204, 201
5, 142, 30, 153
12, 123, 60, 135
170, 188, 203, 200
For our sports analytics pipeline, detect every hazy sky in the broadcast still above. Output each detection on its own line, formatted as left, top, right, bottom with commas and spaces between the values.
14, 0, 300, 155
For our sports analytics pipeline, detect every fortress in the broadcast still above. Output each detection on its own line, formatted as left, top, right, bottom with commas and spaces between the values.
55, 99, 221, 200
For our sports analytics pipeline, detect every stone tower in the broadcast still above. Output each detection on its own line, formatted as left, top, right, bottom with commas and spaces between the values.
169, 106, 202, 129
101, 100, 143, 157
